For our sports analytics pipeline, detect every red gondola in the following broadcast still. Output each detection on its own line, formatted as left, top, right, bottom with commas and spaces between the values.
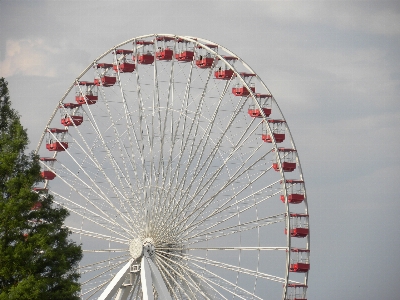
46, 128, 68, 151
40, 157, 56, 180
175, 39, 195, 62
60, 103, 83, 127
135, 40, 154, 65
94, 63, 116, 86
113, 49, 135, 73
195, 44, 217, 68
214, 56, 237, 80
262, 120, 286, 143
285, 213, 309, 238
281, 180, 305, 204
156, 47, 173, 61
273, 148, 296, 172
75, 81, 98, 105
285, 284, 308, 300
289, 248, 310, 273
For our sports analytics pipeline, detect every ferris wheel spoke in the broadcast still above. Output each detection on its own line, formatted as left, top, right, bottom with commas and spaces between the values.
114, 63, 144, 204
175, 102, 257, 218
157, 250, 247, 300
82, 275, 114, 299
50, 172, 135, 238
81, 257, 130, 286
57, 114, 138, 231
184, 254, 288, 284
68, 226, 129, 244
155, 255, 204, 300
95, 82, 142, 212
78, 253, 129, 271
183, 182, 281, 240
152, 255, 180, 299
188, 260, 262, 300
153, 62, 217, 234
186, 214, 285, 244
79, 258, 129, 275
157, 258, 195, 299
159, 110, 254, 234
175, 147, 273, 236
155, 80, 234, 231
190, 175, 280, 231
52, 162, 138, 237
167, 59, 216, 201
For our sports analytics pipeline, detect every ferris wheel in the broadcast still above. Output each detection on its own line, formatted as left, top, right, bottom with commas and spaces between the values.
35, 34, 310, 300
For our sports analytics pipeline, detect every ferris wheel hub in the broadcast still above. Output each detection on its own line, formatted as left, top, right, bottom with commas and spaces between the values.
129, 237, 155, 259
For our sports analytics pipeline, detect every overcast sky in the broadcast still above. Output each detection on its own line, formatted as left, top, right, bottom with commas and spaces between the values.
1, 0, 399, 298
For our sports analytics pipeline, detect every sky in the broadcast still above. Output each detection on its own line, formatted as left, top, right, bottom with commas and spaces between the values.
1, 0, 399, 298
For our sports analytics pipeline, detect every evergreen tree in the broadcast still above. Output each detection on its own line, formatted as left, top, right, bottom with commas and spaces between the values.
0, 78, 82, 300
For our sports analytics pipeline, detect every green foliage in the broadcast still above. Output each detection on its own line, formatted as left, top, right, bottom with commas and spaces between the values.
0, 78, 82, 300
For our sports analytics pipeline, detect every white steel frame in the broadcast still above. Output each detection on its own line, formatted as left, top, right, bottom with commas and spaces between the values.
35, 34, 309, 300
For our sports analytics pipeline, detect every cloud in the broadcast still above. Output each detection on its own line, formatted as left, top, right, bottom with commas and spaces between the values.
0, 39, 59, 77
263, 1, 400, 37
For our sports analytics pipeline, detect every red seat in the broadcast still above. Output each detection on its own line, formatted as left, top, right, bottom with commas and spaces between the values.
75, 95, 97, 105
285, 228, 309, 238
46, 142, 68, 152
175, 51, 194, 62
290, 263, 310, 273
273, 162, 296, 172
156, 49, 173, 61
137, 54, 154, 65
41, 170, 56, 180
94, 76, 116, 87
196, 57, 214, 68
248, 107, 271, 118
232, 86, 255, 96
280, 194, 304, 204
262, 133, 285, 143
61, 115, 83, 126
113, 63, 135, 73
214, 69, 234, 80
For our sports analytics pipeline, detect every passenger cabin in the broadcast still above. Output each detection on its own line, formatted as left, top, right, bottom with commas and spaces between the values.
290, 248, 310, 273
32, 187, 48, 193
273, 148, 297, 172
40, 157, 56, 180
113, 49, 135, 73
75, 81, 98, 105
60, 103, 83, 127
262, 119, 286, 143
195, 44, 218, 68
232, 73, 256, 96
155, 36, 175, 61
248, 94, 272, 117
46, 128, 68, 151
94, 63, 116, 87
285, 284, 307, 300
135, 40, 154, 65
214, 56, 237, 80
281, 179, 305, 204
156, 47, 173, 60
285, 213, 309, 238
31, 201, 42, 210
175, 38, 195, 62
232, 83, 255, 96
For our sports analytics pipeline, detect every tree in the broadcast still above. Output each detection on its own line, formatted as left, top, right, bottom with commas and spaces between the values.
0, 78, 82, 300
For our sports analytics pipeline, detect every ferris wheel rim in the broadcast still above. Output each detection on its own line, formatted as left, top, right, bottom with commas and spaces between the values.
35, 33, 309, 300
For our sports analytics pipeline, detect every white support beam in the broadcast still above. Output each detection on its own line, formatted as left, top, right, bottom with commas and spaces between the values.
147, 256, 172, 300
98, 259, 133, 300
141, 256, 154, 300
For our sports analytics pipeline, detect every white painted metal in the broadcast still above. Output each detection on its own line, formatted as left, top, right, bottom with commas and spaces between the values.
140, 256, 154, 300
35, 34, 309, 299
98, 259, 133, 300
